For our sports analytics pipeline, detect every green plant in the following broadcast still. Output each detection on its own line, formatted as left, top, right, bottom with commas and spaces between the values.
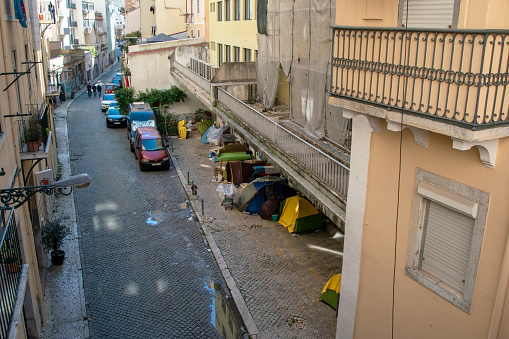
114, 87, 135, 114
41, 217, 71, 253
80, 45, 98, 57
25, 118, 42, 142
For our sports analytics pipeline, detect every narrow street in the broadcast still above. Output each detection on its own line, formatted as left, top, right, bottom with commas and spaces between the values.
67, 67, 228, 338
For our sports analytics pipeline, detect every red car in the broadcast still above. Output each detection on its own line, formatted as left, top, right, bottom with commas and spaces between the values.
133, 127, 170, 171
104, 83, 115, 95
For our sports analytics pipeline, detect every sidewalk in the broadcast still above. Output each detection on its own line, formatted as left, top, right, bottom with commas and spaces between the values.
41, 65, 117, 339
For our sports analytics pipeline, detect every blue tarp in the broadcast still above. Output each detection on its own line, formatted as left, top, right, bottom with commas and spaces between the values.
200, 126, 211, 144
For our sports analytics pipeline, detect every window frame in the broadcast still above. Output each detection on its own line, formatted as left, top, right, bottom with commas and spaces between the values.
225, 45, 231, 62
218, 43, 223, 66
234, 46, 240, 61
244, 0, 252, 19
244, 48, 251, 61
225, 0, 231, 21
217, 1, 222, 21
405, 168, 490, 313
234, 0, 240, 20
398, 0, 460, 29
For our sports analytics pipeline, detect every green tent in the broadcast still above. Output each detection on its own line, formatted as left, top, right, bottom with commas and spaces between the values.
320, 274, 341, 310
278, 196, 322, 233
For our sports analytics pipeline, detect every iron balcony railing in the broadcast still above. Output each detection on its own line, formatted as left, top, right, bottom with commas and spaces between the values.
0, 208, 22, 338
330, 26, 509, 129
218, 88, 350, 198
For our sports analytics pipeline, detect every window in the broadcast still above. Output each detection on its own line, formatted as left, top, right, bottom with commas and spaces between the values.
399, 0, 459, 29
225, 0, 231, 20
197, 0, 200, 13
12, 50, 22, 115
244, 48, 251, 61
244, 0, 252, 19
225, 45, 231, 62
217, 1, 222, 20
197, 29, 201, 37
406, 169, 490, 313
24, 45, 31, 91
234, 46, 240, 61
234, 0, 240, 20
191, 29, 194, 38
210, 3, 214, 12
210, 41, 215, 50
218, 43, 223, 66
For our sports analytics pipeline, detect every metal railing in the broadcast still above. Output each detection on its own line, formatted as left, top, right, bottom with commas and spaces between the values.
189, 58, 218, 81
0, 208, 22, 338
174, 61, 212, 95
218, 88, 350, 198
330, 26, 509, 129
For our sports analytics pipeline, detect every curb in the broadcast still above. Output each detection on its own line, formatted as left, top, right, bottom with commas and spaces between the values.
169, 150, 260, 338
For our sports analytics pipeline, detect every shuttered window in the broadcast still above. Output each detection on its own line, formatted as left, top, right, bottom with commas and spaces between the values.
400, 0, 459, 29
421, 201, 475, 292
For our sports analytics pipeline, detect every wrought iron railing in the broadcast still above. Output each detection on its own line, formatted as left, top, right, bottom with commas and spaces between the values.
218, 88, 350, 199
330, 26, 509, 129
0, 208, 22, 338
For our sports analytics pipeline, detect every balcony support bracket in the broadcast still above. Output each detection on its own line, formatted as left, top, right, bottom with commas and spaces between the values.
452, 138, 499, 169
386, 121, 429, 148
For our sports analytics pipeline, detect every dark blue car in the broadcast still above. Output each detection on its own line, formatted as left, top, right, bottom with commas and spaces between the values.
106, 107, 127, 127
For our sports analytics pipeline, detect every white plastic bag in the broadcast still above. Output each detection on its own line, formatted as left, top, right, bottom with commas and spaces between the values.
216, 183, 237, 199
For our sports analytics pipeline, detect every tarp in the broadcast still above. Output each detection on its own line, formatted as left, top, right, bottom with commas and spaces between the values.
236, 177, 287, 212
278, 196, 322, 233
259, 198, 281, 220
200, 126, 211, 144
212, 152, 251, 163
320, 274, 341, 310
207, 125, 229, 145
197, 120, 214, 134
224, 160, 266, 185
178, 120, 187, 139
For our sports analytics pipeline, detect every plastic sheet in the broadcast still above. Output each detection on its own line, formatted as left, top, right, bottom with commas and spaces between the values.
256, 0, 337, 139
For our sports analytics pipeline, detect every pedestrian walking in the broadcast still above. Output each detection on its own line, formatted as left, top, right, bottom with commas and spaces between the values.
97, 83, 102, 97
92, 84, 97, 98
87, 84, 92, 98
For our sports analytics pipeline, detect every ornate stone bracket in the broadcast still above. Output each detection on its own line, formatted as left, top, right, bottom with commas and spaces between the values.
343, 110, 380, 133
452, 138, 499, 169
386, 121, 429, 148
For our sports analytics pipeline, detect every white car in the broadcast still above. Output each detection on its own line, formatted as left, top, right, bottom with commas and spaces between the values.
101, 94, 116, 112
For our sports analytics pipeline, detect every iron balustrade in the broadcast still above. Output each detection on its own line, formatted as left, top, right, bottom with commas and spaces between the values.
174, 61, 212, 95
330, 26, 509, 129
0, 208, 22, 338
189, 58, 218, 81
217, 88, 350, 199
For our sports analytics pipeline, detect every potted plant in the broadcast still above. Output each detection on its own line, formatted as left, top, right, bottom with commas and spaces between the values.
25, 118, 42, 151
41, 217, 71, 265
1, 244, 20, 274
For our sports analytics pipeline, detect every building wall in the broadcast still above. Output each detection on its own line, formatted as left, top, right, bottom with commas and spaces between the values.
186, 0, 206, 39
353, 121, 509, 338
208, 0, 258, 66
125, 7, 141, 34
127, 40, 209, 113
153, 0, 187, 37
140, 0, 155, 39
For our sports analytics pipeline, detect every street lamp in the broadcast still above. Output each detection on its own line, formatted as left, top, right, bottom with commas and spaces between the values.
0, 173, 91, 209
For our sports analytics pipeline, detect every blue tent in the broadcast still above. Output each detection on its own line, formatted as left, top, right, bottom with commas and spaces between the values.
237, 177, 295, 215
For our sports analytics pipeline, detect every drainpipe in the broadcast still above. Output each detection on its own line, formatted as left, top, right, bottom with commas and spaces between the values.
488, 230, 509, 338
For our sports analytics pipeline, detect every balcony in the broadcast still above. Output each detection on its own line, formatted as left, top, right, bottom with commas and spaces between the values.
0, 208, 24, 339
19, 105, 52, 158
330, 26, 509, 130
38, 0, 55, 23
66, 1, 76, 9
95, 12, 103, 20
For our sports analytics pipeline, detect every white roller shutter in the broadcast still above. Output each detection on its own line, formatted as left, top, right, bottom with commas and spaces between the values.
421, 201, 475, 292
400, 0, 457, 29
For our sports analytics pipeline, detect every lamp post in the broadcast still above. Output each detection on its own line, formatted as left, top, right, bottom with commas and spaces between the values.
0, 173, 91, 209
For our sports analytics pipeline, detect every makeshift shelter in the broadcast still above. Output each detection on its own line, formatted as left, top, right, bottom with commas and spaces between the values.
236, 177, 295, 214
259, 198, 280, 220
278, 196, 322, 233
320, 274, 341, 310
224, 160, 266, 185
206, 124, 229, 145
197, 120, 214, 134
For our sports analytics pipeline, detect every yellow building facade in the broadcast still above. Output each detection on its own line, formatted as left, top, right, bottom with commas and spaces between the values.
208, 0, 258, 66
140, 0, 188, 40
329, 0, 509, 338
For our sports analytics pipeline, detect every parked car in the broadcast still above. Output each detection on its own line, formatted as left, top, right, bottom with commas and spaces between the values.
101, 94, 116, 112
126, 102, 157, 152
133, 126, 170, 171
104, 83, 115, 95
106, 107, 127, 127
109, 101, 119, 109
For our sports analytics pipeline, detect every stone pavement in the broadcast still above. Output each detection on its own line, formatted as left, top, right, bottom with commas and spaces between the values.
41, 63, 343, 338
41, 66, 116, 339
